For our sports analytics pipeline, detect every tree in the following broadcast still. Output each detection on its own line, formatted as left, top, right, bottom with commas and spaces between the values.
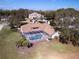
71, 30, 79, 46
8, 15, 21, 29
59, 28, 70, 44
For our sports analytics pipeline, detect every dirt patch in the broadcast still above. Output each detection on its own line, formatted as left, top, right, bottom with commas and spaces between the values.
17, 40, 79, 59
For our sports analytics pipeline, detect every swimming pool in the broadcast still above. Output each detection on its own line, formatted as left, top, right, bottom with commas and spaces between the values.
29, 33, 42, 40
23, 30, 49, 42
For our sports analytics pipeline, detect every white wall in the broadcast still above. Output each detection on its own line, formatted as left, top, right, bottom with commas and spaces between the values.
51, 31, 60, 39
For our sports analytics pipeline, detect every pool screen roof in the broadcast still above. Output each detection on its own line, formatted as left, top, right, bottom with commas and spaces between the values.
24, 30, 49, 35
21, 23, 55, 36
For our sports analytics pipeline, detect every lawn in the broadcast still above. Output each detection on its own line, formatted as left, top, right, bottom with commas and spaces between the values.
0, 29, 79, 59
0, 29, 22, 59
49, 41, 79, 53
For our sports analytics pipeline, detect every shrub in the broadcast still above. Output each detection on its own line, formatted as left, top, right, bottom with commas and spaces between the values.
54, 36, 59, 40
16, 38, 28, 47
48, 38, 52, 40
59, 28, 79, 46
16, 38, 33, 48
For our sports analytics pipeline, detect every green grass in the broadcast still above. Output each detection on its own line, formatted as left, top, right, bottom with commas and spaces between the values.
50, 42, 79, 53
0, 29, 21, 59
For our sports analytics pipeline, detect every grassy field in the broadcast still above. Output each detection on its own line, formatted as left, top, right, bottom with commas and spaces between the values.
0, 29, 22, 59
0, 29, 79, 59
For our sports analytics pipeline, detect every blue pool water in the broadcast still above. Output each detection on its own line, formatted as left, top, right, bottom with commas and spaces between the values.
29, 34, 42, 40
23, 30, 49, 41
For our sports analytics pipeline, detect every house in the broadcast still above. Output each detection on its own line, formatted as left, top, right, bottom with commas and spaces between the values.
20, 22, 60, 43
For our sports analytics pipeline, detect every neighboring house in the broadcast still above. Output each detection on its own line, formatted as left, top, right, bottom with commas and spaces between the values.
21, 12, 50, 25
0, 23, 9, 31
1, 18, 7, 22
28, 12, 50, 24
0, 16, 11, 23
29, 12, 44, 20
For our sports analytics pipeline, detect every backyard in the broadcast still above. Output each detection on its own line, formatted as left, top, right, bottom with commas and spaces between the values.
0, 29, 79, 59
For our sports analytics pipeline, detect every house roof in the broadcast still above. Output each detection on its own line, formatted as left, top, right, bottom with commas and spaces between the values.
21, 23, 55, 35
29, 12, 44, 19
